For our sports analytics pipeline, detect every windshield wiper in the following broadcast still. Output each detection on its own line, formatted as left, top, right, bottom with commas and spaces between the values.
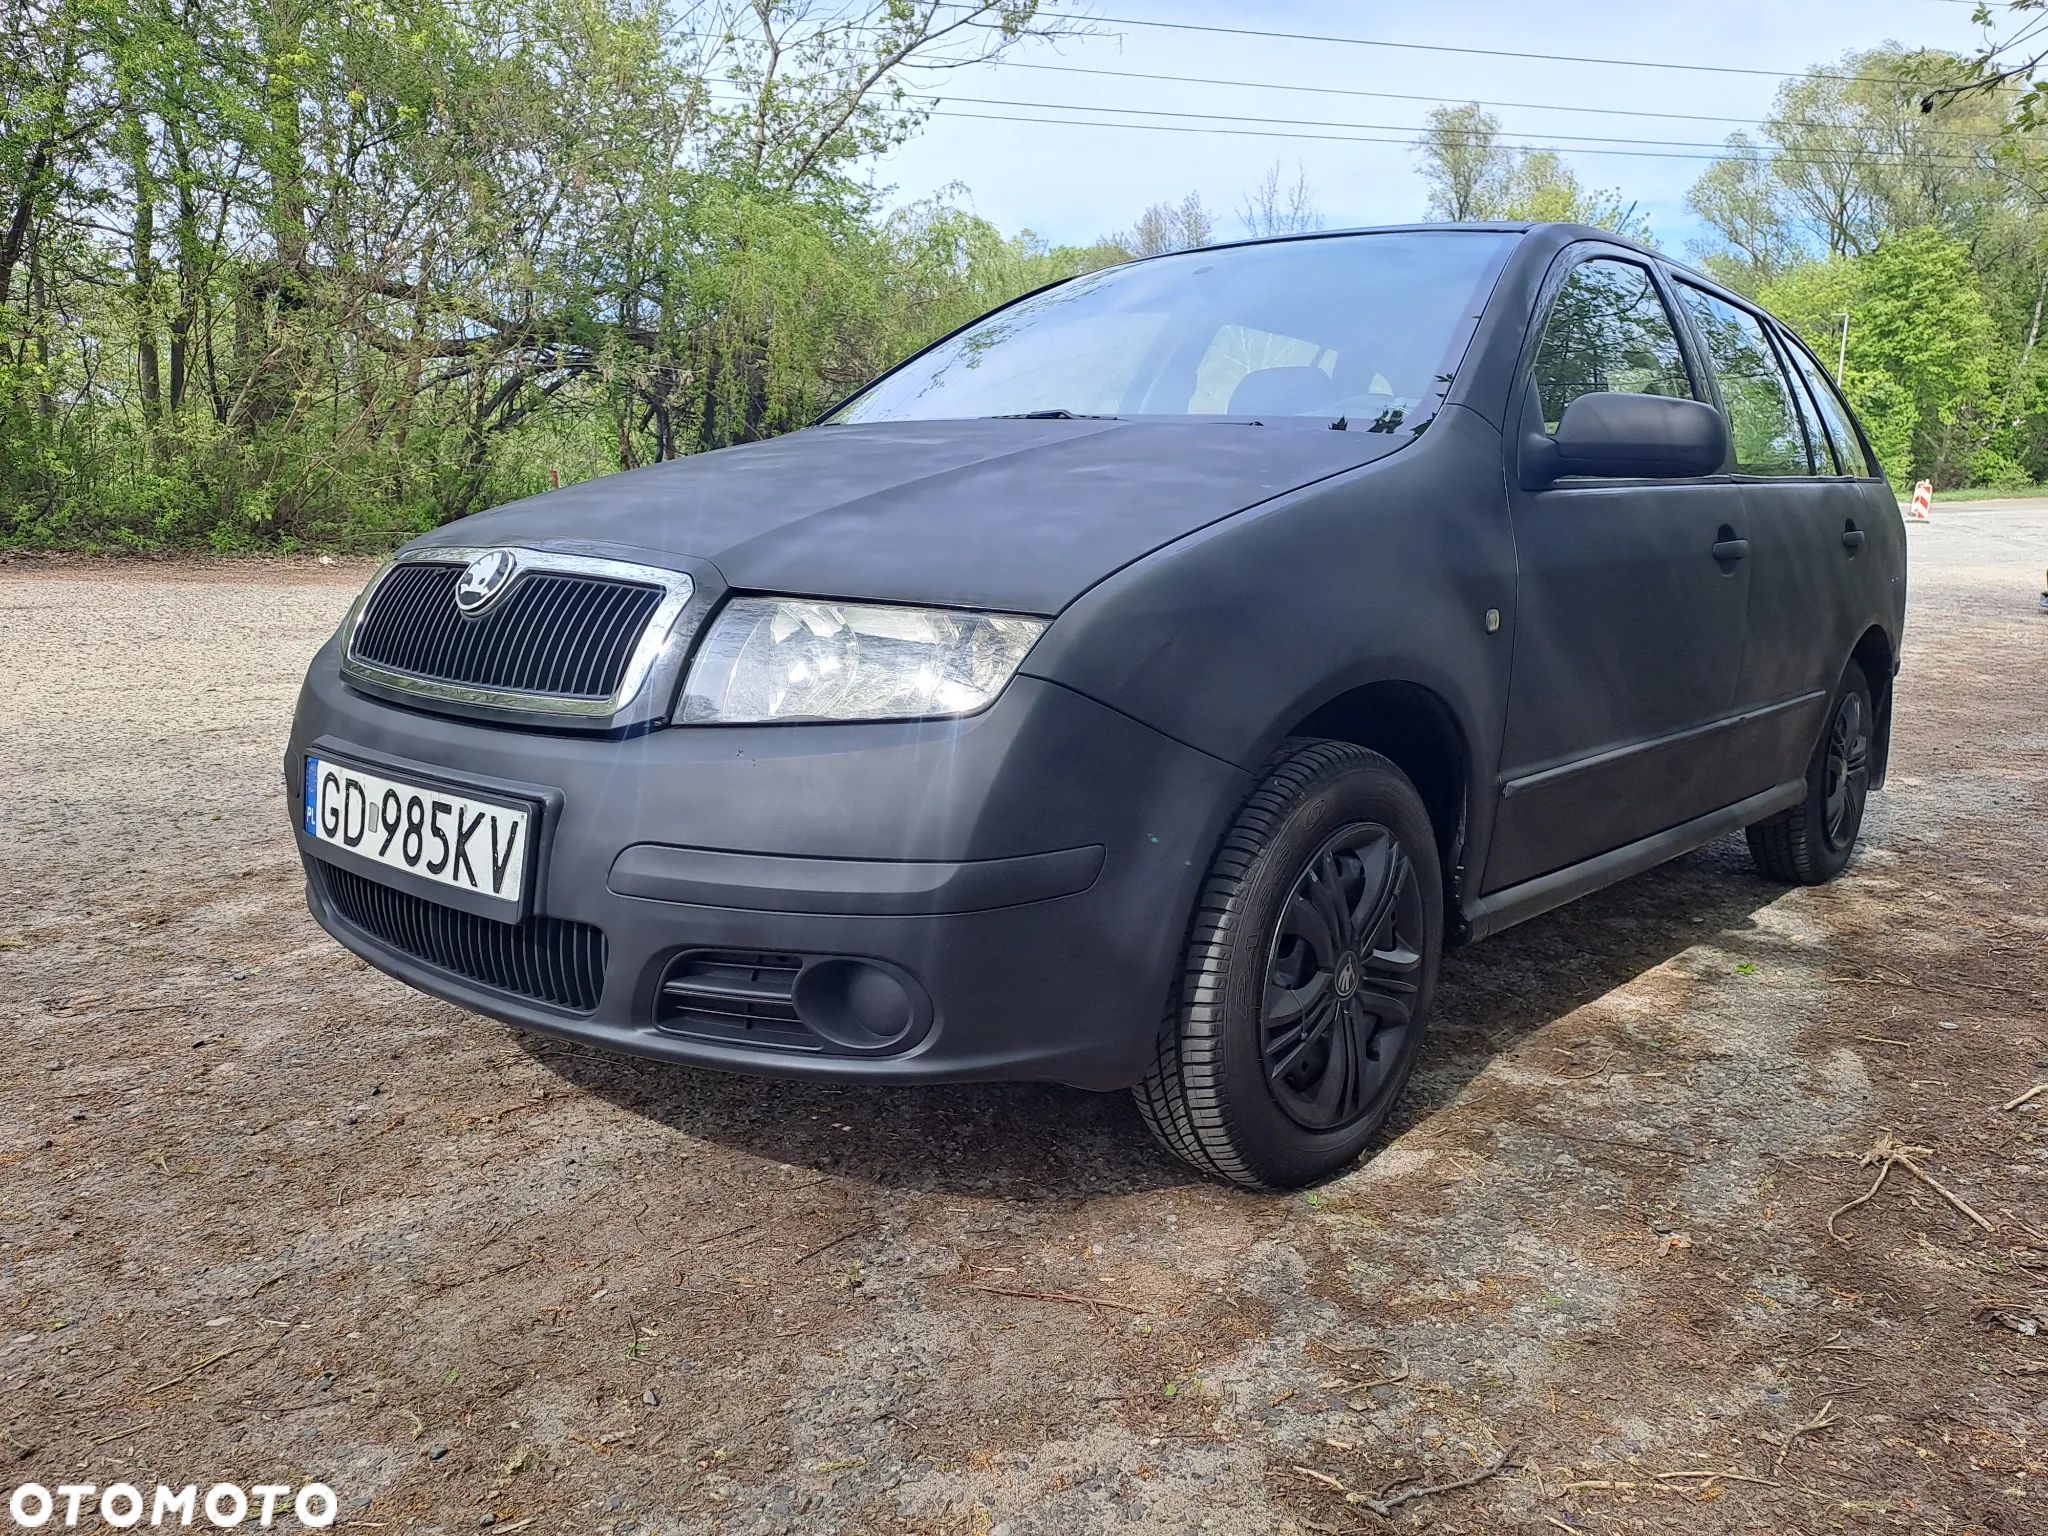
988, 408, 1120, 420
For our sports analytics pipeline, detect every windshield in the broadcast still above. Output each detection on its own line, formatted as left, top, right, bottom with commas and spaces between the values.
830, 231, 1515, 429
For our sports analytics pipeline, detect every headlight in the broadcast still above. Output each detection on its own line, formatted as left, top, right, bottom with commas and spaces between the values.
678, 598, 1046, 724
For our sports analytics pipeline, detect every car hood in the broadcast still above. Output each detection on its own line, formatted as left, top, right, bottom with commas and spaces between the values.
417, 418, 1413, 613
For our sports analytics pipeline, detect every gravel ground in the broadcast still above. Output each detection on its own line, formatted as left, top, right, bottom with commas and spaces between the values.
3, 511, 2045, 1535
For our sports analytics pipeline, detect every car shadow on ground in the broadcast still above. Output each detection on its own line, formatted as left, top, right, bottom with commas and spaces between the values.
1392, 834, 1787, 1138
520, 835, 1787, 1201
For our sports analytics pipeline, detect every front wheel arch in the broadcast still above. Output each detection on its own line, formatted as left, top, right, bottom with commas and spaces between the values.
1267, 678, 1476, 933
1136, 738, 1446, 1189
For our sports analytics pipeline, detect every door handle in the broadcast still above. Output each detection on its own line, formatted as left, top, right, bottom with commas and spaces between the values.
1842, 525, 1865, 550
1712, 537, 1750, 561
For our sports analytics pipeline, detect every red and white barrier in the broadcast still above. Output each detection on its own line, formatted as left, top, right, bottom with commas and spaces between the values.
1908, 480, 1932, 522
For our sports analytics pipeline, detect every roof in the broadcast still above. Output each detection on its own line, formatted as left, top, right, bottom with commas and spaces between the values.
1156, 220, 1672, 266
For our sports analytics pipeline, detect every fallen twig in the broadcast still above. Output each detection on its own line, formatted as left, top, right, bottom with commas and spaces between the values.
1827, 1135, 1994, 1241
1653, 1469, 1782, 1489
1824, 968, 1919, 990
2002, 1084, 2048, 1112
962, 1283, 1145, 1314
793, 1226, 869, 1265
1292, 1445, 1517, 1517
1497, 1115, 1700, 1162
1353, 1360, 1411, 1393
1773, 1398, 1840, 1474
1360, 1445, 1517, 1518
87, 1421, 153, 1449
143, 1343, 262, 1395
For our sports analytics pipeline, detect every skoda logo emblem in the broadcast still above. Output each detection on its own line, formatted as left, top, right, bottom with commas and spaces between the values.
1333, 952, 1359, 1000
455, 550, 517, 615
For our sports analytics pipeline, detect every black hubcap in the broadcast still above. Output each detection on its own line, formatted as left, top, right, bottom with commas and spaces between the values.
1261, 822, 1424, 1132
1823, 692, 1871, 850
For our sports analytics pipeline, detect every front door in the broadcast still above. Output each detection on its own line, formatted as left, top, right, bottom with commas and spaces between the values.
1485, 250, 1754, 893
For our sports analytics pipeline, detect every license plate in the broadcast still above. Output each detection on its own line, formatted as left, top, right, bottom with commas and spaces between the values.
304, 755, 531, 906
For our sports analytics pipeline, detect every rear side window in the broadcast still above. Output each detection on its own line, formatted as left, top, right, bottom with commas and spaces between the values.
1780, 336, 1876, 477
1676, 285, 1812, 476
1530, 258, 1694, 432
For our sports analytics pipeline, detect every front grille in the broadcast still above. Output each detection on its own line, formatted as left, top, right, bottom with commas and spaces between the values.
350, 561, 665, 700
321, 864, 607, 1013
656, 951, 818, 1051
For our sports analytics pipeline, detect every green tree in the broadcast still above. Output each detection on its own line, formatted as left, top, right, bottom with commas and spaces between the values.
1412, 103, 1647, 237
1762, 229, 1995, 484
1239, 160, 1321, 238
1113, 191, 1214, 257
0, 0, 1108, 548
1414, 104, 1509, 222
1685, 133, 1798, 292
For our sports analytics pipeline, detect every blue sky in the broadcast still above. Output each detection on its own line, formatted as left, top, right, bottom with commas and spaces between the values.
867, 0, 2005, 257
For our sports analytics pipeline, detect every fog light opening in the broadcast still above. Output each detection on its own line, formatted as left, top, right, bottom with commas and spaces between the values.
792, 957, 931, 1054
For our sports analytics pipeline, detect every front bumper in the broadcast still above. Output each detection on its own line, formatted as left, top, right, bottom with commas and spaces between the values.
286, 642, 1244, 1090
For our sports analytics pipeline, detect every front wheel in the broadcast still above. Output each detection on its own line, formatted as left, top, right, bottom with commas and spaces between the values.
1135, 741, 1443, 1190
1746, 665, 1874, 885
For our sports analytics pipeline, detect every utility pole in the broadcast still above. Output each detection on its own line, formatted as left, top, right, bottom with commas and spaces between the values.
1836, 312, 1850, 378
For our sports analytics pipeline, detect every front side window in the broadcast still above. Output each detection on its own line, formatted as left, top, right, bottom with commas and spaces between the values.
831, 231, 1514, 427
1528, 258, 1694, 433
1781, 336, 1875, 477
1677, 285, 1812, 476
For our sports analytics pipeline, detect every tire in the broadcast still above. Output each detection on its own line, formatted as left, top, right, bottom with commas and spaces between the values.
1746, 665, 1875, 885
1135, 740, 1444, 1190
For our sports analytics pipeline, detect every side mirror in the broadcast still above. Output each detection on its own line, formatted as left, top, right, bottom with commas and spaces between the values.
1524, 392, 1729, 486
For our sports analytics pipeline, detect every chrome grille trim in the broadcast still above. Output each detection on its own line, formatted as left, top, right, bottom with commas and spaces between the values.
341, 547, 696, 720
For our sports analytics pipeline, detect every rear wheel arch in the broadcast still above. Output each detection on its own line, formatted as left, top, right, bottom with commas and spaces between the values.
1848, 624, 1895, 787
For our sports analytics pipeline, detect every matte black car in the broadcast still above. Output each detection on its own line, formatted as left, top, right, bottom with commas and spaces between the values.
288, 223, 1904, 1188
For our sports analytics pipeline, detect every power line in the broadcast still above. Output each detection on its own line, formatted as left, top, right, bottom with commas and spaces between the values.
948, 6, 1961, 88
704, 93, 2009, 167
908, 90, 1998, 162
896, 56, 1997, 143
910, 108, 1977, 165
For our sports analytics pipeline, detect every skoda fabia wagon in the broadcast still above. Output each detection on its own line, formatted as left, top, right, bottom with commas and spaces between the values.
289, 223, 1905, 1188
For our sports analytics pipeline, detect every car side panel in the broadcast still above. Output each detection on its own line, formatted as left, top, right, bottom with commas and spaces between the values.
1483, 244, 1758, 891
1718, 480, 1862, 797
1851, 475, 1909, 683
1660, 287, 1906, 798
1018, 404, 1519, 889
1486, 472, 1755, 890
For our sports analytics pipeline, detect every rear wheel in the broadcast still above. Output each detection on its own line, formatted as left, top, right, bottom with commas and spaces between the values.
1135, 741, 1443, 1190
1746, 666, 1874, 885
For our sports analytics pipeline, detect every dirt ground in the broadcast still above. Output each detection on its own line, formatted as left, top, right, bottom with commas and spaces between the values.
3, 510, 2044, 1535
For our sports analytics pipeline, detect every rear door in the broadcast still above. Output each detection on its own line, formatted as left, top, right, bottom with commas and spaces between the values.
1486, 248, 1754, 893
1669, 282, 1848, 799
1776, 325, 1905, 681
